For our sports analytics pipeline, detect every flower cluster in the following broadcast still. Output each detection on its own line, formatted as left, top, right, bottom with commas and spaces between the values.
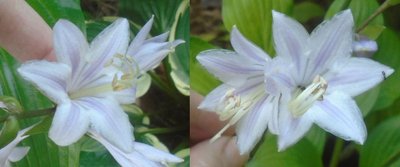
13, 17, 183, 166
197, 10, 394, 154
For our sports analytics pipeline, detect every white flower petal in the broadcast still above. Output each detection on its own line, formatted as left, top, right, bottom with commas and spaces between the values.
198, 84, 231, 112
133, 40, 184, 73
114, 86, 137, 104
128, 16, 155, 55
272, 11, 309, 82
82, 97, 134, 153
0, 135, 27, 164
278, 98, 313, 151
236, 95, 272, 154
268, 97, 280, 135
49, 102, 90, 146
0, 126, 34, 166
8, 147, 29, 162
77, 18, 130, 87
197, 49, 264, 86
88, 131, 177, 167
306, 9, 354, 82
325, 57, 394, 96
53, 19, 88, 72
146, 32, 169, 43
264, 57, 296, 95
18, 61, 70, 104
134, 142, 183, 163
230, 26, 270, 62
90, 18, 130, 61
309, 91, 367, 144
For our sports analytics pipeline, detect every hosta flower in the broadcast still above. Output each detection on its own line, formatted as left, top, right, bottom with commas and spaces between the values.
112, 16, 184, 103
197, 9, 393, 154
88, 131, 183, 167
0, 127, 32, 167
18, 18, 134, 152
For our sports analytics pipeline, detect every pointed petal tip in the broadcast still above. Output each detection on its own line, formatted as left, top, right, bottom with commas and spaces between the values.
173, 39, 186, 46
272, 10, 284, 19
113, 18, 129, 28
277, 143, 286, 152
385, 67, 395, 77
53, 19, 80, 33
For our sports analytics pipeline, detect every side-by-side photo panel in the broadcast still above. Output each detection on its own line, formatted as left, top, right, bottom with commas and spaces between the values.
190, 0, 400, 167
0, 0, 189, 166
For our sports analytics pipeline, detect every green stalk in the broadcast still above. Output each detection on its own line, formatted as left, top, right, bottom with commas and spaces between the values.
0, 108, 54, 123
136, 126, 186, 135
356, 0, 392, 33
329, 139, 344, 167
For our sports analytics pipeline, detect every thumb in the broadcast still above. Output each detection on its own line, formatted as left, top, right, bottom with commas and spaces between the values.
190, 136, 249, 167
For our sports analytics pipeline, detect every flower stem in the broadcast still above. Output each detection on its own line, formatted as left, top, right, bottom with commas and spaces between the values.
329, 139, 344, 167
0, 108, 54, 123
136, 126, 187, 134
356, 0, 391, 33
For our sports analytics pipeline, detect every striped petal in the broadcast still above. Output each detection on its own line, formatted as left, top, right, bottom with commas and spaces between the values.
197, 49, 264, 87
49, 101, 90, 146
82, 97, 134, 153
18, 61, 70, 104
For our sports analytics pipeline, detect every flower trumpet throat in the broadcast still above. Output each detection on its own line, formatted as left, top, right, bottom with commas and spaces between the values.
289, 75, 327, 117
69, 54, 138, 100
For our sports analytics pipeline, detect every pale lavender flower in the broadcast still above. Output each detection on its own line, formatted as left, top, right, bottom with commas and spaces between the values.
113, 16, 184, 103
197, 10, 393, 154
18, 19, 134, 152
0, 127, 32, 167
88, 131, 183, 167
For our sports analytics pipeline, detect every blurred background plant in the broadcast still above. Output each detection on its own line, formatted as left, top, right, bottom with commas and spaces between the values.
191, 0, 400, 166
0, 0, 189, 166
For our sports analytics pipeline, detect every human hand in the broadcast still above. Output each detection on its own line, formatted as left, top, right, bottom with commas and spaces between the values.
0, 0, 55, 61
190, 91, 249, 167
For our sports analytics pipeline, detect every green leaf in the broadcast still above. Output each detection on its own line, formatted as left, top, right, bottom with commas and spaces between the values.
169, 0, 190, 95
355, 86, 380, 116
247, 134, 323, 167
0, 49, 53, 111
79, 136, 105, 153
119, 0, 182, 35
389, 0, 400, 6
172, 148, 190, 167
349, 0, 384, 27
25, 115, 53, 135
79, 150, 119, 166
359, 25, 386, 40
305, 126, 326, 155
189, 37, 221, 95
325, 0, 384, 28
222, 0, 293, 54
293, 2, 324, 23
360, 115, 400, 167
372, 29, 400, 110
325, 0, 351, 19
26, 0, 86, 32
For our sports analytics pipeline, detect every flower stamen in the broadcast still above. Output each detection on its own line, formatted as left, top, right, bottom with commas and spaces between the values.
289, 75, 327, 117
210, 88, 262, 142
